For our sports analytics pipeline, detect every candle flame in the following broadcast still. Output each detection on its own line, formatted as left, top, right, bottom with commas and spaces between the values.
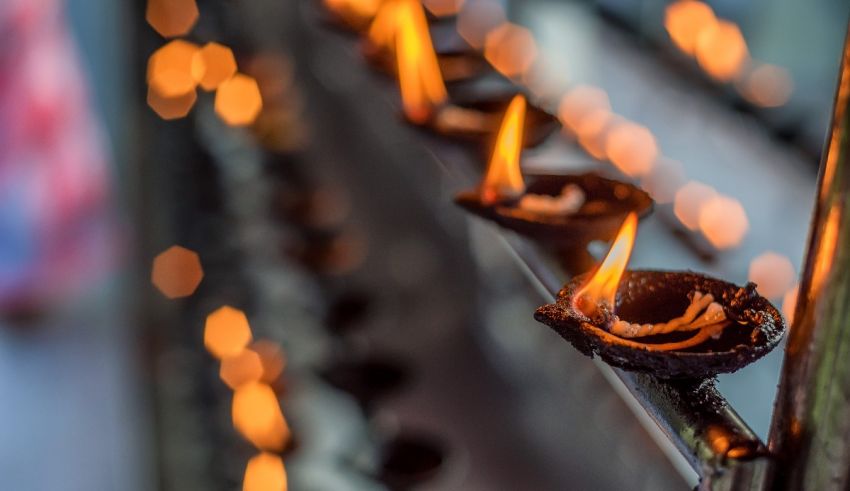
480, 94, 526, 203
368, 0, 401, 51
394, 0, 448, 123
574, 213, 638, 316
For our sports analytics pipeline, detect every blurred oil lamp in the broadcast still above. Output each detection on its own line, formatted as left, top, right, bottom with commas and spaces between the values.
455, 95, 651, 249
534, 214, 786, 379
362, 0, 487, 85
373, 0, 556, 144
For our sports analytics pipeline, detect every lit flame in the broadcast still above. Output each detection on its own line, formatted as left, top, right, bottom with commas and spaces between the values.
480, 94, 526, 203
574, 213, 638, 316
395, 0, 448, 123
368, 0, 401, 52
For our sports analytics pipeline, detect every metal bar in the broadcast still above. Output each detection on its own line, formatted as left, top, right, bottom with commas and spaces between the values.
768, 20, 850, 490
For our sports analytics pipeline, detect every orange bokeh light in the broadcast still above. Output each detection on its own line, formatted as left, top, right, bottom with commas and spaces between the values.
748, 252, 796, 300
557, 86, 611, 133
484, 23, 538, 79
576, 109, 615, 160
695, 20, 749, 82
243, 453, 288, 491
640, 157, 686, 204
252, 340, 286, 383
205, 306, 253, 360
232, 382, 291, 451
457, 0, 505, 49
192, 42, 238, 91
148, 40, 200, 98
151, 245, 203, 298
698, 195, 749, 249
673, 181, 717, 230
147, 85, 197, 120
664, 0, 716, 55
782, 285, 799, 324
604, 122, 658, 178
574, 213, 638, 316
741, 64, 794, 108
395, 0, 448, 124
146, 0, 199, 38
481, 94, 526, 204
215, 74, 264, 126
220, 349, 265, 390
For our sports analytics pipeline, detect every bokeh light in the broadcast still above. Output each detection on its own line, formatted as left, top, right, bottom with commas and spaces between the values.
220, 349, 265, 390
147, 40, 200, 98
748, 252, 796, 300
232, 382, 291, 451
147, 86, 198, 120
151, 245, 203, 298
695, 20, 749, 82
457, 0, 506, 49
604, 121, 658, 177
557, 86, 611, 133
243, 453, 287, 491
192, 42, 238, 91
741, 64, 794, 108
252, 340, 286, 383
215, 74, 264, 126
484, 23, 538, 79
698, 195, 749, 249
664, 0, 716, 55
576, 110, 615, 160
146, 0, 199, 38
673, 181, 717, 230
205, 306, 253, 360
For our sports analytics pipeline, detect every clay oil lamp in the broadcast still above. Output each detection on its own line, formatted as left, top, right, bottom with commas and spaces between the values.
454, 95, 652, 250
377, 0, 556, 146
533, 214, 786, 379
361, 0, 487, 85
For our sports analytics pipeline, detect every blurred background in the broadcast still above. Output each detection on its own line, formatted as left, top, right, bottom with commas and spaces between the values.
0, 0, 848, 489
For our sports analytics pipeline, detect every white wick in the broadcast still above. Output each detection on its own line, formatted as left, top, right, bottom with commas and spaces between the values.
609, 291, 728, 339
518, 184, 586, 216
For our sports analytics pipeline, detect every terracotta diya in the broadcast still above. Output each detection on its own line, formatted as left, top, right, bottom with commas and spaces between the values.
385, 0, 557, 146
454, 95, 652, 246
534, 214, 786, 379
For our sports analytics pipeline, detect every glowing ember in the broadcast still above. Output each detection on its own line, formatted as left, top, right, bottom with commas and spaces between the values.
673, 181, 717, 230
146, 0, 199, 38
243, 453, 288, 491
557, 86, 611, 133
192, 42, 238, 91
604, 121, 658, 178
205, 306, 253, 360
394, 0, 448, 124
748, 252, 796, 300
664, 0, 716, 55
232, 382, 291, 451
457, 0, 506, 49
151, 245, 204, 298
574, 212, 638, 317
484, 23, 538, 79
480, 94, 527, 204
147, 40, 201, 98
215, 74, 264, 126
220, 349, 265, 390
695, 20, 749, 82
698, 195, 749, 249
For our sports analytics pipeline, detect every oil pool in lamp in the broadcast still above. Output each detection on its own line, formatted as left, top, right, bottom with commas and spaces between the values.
387, 1, 557, 145
533, 214, 786, 379
362, 0, 486, 84
455, 94, 653, 247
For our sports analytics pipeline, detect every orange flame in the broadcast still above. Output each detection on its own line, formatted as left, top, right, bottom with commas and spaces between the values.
395, 0, 448, 123
480, 94, 526, 203
574, 213, 638, 316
